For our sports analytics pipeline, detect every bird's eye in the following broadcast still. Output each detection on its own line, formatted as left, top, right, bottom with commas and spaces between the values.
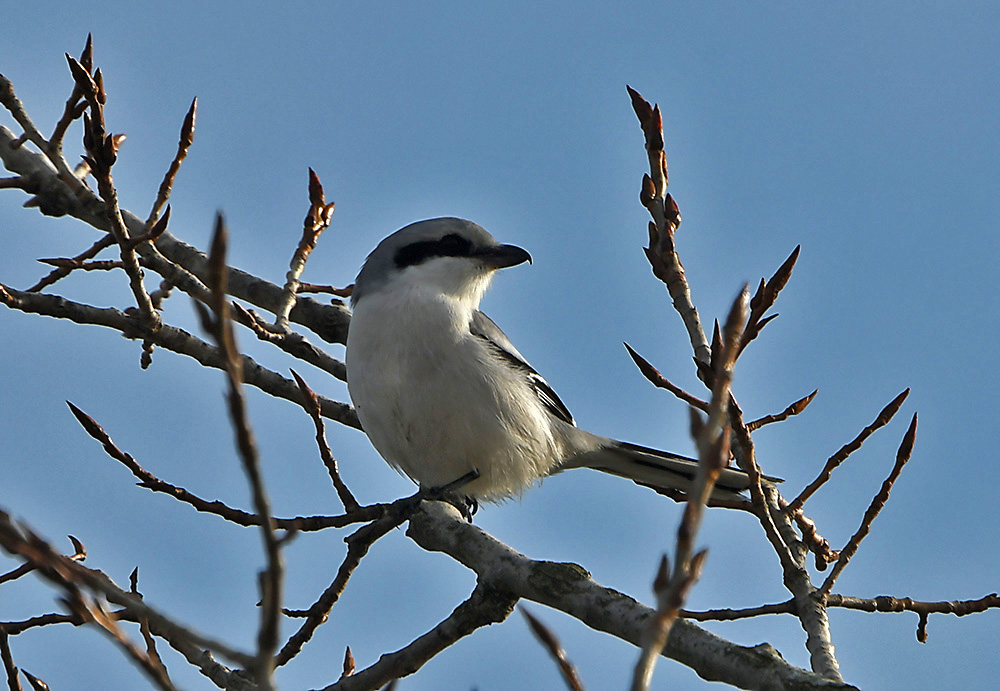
394, 233, 474, 268
438, 233, 472, 255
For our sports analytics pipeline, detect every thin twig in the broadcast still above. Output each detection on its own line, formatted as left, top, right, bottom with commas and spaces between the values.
0, 122, 354, 345
206, 214, 282, 688
739, 246, 800, 356
340, 648, 355, 681
0, 536, 85, 587
728, 403, 800, 577
48, 35, 92, 151
0, 69, 89, 202
819, 414, 918, 597
64, 592, 177, 691
0, 284, 359, 429
19, 671, 46, 691
731, 396, 848, 682
317, 583, 518, 691
0, 511, 252, 667
290, 370, 360, 511
748, 389, 818, 431
627, 86, 710, 363
36, 257, 123, 271
682, 600, 796, 621
234, 304, 347, 381
0, 630, 23, 691
275, 496, 417, 667
622, 343, 709, 411
0, 613, 85, 636
129, 206, 172, 248
66, 54, 161, 332
786, 506, 840, 570
129, 570, 173, 688
146, 98, 196, 227
826, 592, 1000, 642
297, 282, 353, 298
28, 235, 116, 292
273, 169, 336, 333
65, 399, 378, 529
789, 389, 910, 512
631, 288, 747, 691
520, 607, 585, 691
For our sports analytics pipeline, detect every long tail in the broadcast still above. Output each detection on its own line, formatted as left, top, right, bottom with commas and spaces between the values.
567, 440, 780, 502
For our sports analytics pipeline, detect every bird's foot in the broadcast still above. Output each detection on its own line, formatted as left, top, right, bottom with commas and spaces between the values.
419, 469, 480, 522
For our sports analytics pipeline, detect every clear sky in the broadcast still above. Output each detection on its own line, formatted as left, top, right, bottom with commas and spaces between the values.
1, 3, 998, 689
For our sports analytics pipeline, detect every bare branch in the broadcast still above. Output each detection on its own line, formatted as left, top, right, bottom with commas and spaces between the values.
0, 124, 353, 345
297, 282, 353, 298
0, 511, 253, 668
826, 592, 1000, 642
0, 71, 89, 204
65, 401, 374, 532
785, 507, 840, 570
521, 607, 585, 691
290, 370, 359, 511
682, 600, 796, 621
275, 497, 416, 668
819, 414, 918, 597
789, 389, 910, 512
273, 169, 336, 333
0, 630, 23, 691
67, 54, 161, 332
632, 287, 746, 691
147, 98, 196, 227
130, 205, 172, 248
36, 257, 123, 271
0, 176, 35, 190
623, 342, 708, 411
408, 501, 855, 690
206, 214, 282, 687
234, 304, 347, 382
0, 284, 359, 429
740, 246, 800, 356
1, 536, 84, 587
62, 592, 177, 691
318, 583, 518, 691
748, 389, 818, 431
627, 86, 710, 363
28, 235, 116, 292
729, 401, 845, 682
47, 35, 91, 150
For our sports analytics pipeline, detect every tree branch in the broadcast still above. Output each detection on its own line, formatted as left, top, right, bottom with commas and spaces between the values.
318, 583, 518, 691
0, 284, 359, 429
407, 501, 857, 690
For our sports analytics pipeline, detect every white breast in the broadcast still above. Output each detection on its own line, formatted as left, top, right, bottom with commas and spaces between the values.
346, 284, 561, 501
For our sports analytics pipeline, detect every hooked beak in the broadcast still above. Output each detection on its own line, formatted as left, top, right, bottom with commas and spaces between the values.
477, 243, 532, 270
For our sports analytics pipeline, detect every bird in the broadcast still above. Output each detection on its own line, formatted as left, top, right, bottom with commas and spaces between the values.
345, 217, 767, 507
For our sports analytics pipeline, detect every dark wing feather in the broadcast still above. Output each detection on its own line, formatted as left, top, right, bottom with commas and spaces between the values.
469, 311, 576, 426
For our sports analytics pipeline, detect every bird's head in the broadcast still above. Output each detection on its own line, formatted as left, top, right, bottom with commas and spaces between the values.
352, 218, 531, 307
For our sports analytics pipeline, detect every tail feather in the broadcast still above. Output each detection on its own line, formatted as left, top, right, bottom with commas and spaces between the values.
570, 440, 781, 502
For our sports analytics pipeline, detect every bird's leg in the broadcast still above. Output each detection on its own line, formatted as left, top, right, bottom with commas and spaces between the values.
418, 468, 480, 521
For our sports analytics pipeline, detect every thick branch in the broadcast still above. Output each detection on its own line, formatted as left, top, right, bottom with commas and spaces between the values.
407, 501, 856, 691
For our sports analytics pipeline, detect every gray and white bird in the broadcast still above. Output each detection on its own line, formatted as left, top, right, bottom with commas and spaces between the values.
346, 217, 759, 504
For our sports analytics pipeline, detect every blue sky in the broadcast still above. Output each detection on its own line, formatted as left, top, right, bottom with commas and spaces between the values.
1, 3, 998, 689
